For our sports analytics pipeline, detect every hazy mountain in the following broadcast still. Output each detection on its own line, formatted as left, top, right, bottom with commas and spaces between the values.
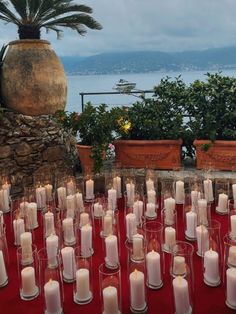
60, 46, 236, 75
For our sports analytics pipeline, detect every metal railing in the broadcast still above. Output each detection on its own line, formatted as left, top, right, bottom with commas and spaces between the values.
79, 89, 154, 111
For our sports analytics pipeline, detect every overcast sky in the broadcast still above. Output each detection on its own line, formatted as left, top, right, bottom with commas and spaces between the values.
1, 0, 236, 56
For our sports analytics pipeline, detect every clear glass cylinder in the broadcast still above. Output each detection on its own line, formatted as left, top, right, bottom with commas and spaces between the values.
73, 246, 93, 305
228, 208, 236, 240
215, 179, 230, 215
142, 221, 163, 253
170, 241, 194, 314
162, 209, 178, 253
17, 244, 39, 300
0, 227, 9, 287
127, 258, 147, 313
38, 247, 64, 314
160, 178, 175, 210
174, 177, 185, 205
61, 246, 76, 283
196, 197, 211, 226
99, 263, 122, 314
183, 193, 197, 241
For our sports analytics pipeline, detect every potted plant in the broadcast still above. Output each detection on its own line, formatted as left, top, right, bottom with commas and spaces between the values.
111, 76, 186, 169
187, 73, 236, 170
0, 0, 102, 116
55, 102, 114, 173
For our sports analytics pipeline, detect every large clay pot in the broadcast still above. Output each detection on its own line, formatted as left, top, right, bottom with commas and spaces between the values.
77, 144, 94, 171
114, 139, 183, 169
1, 39, 67, 116
194, 140, 236, 170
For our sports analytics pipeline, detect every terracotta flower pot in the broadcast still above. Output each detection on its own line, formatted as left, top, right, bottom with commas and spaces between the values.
77, 144, 94, 171
1, 39, 67, 116
193, 140, 236, 170
114, 139, 183, 169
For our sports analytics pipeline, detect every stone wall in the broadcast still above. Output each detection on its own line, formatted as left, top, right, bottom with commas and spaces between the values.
0, 110, 79, 195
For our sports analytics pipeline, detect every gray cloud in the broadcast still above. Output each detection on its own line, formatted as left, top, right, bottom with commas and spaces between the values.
1, 0, 236, 56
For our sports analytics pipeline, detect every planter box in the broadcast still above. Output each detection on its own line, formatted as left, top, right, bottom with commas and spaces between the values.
114, 139, 183, 170
194, 140, 236, 170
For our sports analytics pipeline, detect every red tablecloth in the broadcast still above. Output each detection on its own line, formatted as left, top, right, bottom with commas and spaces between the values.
1, 199, 235, 314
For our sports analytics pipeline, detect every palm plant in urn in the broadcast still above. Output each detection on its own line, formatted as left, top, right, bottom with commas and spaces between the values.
0, 0, 102, 115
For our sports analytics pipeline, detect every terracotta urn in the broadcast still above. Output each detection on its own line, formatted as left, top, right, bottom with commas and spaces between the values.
1, 39, 67, 116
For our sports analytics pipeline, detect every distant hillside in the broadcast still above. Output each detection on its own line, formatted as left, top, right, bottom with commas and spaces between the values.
60, 46, 236, 75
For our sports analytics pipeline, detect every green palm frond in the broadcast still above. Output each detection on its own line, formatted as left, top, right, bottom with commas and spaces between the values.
0, 0, 102, 39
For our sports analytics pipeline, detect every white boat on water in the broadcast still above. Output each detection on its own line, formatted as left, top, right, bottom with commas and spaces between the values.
114, 79, 136, 92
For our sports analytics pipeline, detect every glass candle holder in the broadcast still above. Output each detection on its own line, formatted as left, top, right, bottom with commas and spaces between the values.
0, 227, 9, 287
125, 176, 136, 209
231, 179, 236, 208
73, 246, 93, 305
99, 263, 122, 314
142, 221, 163, 255
125, 232, 145, 264
60, 217, 78, 247
172, 274, 193, 314
104, 234, 120, 269
196, 197, 211, 226
38, 248, 63, 314
112, 169, 122, 199
63, 176, 77, 196
17, 244, 39, 300
223, 233, 236, 269
93, 196, 105, 219
183, 193, 197, 241
229, 208, 236, 239
0, 183, 11, 213
203, 167, 214, 203
174, 177, 185, 205
12, 209, 26, 246
43, 208, 57, 239
127, 258, 147, 313
162, 209, 178, 253
61, 246, 76, 283
56, 185, 67, 211
160, 178, 175, 210
133, 193, 145, 227
215, 178, 230, 215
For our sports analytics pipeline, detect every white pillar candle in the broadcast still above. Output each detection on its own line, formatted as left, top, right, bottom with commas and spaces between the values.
145, 202, 156, 218
21, 266, 38, 297
108, 188, 117, 211
132, 234, 144, 261
94, 202, 103, 218
67, 180, 76, 195
36, 186, 46, 209
76, 192, 84, 212
13, 217, 25, 246
26, 202, 38, 229
204, 249, 220, 286
164, 226, 176, 250
57, 187, 66, 210
226, 268, 236, 308
228, 246, 236, 267
44, 211, 55, 238
80, 212, 90, 227
216, 193, 228, 214
146, 178, 154, 192
46, 234, 59, 268
175, 180, 184, 204
191, 190, 200, 211
103, 214, 113, 236
164, 197, 176, 211
126, 182, 135, 206
20, 232, 33, 265
62, 217, 75, 245
61, 247, 75, 282
129, 270, 146, 312
45, 184, 53, 200
173, 256, 186, 276
105, 235, 119, 268
185, 211, 197, 239
147, 189, 156, 204
196, 225, 209, 256
233, 184, 236, 207
0, 189, 10, 213
66, 194, 76, 219
113, 176, 122, 198
230, 215, 236, 238
86, 179, 94, 200
20, 201, 29, 215
103, 286, 119, 314
81, 224, 93, 257
0, 250, 8, 286
197, 198, 208, 225
44, 280, 62, 314
75, 268, 91, 302
133, 200, 144, 225
146, 250, 162, 288
203, 179, 214, 203
2, 182, 10, 199
173, 276, 191, 314
125, 213, 137, 242
0, 210, 4, 225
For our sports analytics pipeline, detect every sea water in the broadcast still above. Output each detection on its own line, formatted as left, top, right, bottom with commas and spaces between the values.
66, 70, 236, 113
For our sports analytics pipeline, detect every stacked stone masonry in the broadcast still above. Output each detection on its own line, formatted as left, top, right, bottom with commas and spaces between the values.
0, 111, 78, 195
